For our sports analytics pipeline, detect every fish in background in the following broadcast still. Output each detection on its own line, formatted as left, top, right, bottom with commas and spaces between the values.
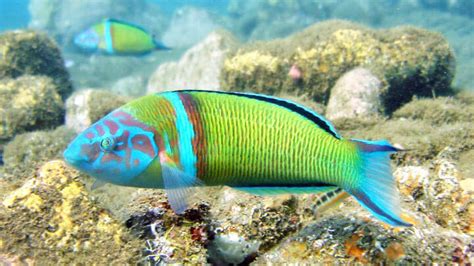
74, 18, 170, 55
63, 90, 412, 227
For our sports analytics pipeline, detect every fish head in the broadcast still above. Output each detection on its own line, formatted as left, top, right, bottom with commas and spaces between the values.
74, 28, 100, 51
63, 110, 159, 186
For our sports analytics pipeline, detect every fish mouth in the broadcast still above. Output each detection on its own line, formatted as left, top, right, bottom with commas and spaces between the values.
63, 146, 84, 168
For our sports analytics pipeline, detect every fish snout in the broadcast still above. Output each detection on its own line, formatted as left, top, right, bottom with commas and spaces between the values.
63, 141, 89, 168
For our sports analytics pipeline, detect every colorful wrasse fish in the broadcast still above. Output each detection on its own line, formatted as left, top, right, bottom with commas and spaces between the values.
74, 18, 170, 55
63, 90, 411, 227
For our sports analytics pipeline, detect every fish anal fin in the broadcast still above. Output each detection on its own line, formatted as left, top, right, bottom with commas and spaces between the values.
234, 186, 338, 196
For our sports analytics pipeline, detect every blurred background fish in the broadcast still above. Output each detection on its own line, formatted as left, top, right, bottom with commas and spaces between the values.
74, 18, 170, 55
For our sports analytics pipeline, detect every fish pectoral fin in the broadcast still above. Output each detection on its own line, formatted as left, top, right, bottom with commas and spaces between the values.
161, 163, 203, 214
91, 179, 107, 190
234, 186, 338, 196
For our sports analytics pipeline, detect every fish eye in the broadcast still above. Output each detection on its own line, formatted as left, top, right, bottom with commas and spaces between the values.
100, 137, 116, 152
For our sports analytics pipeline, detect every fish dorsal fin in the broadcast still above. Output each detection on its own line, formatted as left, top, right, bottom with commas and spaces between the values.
103, 18, 149, 33
178, 90, 341, 139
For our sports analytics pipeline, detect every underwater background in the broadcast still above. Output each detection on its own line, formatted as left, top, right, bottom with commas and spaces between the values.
0, 0, 473, 264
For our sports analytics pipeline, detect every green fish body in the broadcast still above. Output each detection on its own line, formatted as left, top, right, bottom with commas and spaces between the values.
74, 18, 169, 55
64, 90, 411, 226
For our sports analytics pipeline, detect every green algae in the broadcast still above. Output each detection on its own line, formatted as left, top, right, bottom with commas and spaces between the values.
2, 126, 75, 182
0, 30, 73, 100
222, 20, 455, 113
0, 76, 64, 141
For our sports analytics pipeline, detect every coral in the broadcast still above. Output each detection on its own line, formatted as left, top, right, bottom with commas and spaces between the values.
0, 76, 64, 140
0, 30, 73, 99
222, 20, 455, 113
2, 126, 75, 182
0, 161, 141, 264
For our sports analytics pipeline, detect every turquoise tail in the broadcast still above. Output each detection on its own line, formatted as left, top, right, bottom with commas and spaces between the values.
349, 139, 412, 227
154, 39, 171, 50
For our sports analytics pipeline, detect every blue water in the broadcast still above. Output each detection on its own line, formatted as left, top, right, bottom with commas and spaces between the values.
0, 0, 29, 31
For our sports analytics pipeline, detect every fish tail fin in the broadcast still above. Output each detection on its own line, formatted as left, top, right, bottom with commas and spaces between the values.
348, 139, 412, 227
154, 39, 171, 50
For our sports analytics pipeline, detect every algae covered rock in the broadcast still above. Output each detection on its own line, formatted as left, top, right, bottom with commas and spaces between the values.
222, 20, 455, 113
2, 126, 75, 180
0, 30, 73, 99
0, 76, 64, 140
257, 213, 473, 264
147, 30, 239, 93
0, 160, 140, 264
393, 95, 474, 125
395, 152, 474, 235
336, 95, 474, 165
326, 68, 383, 120
65, 89, 129, 133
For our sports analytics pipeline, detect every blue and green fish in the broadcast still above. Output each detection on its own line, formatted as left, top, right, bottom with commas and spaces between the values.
63, 90, 411, 227
74, 18, 170, 55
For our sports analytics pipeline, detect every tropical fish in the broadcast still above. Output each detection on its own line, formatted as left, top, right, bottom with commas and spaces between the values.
63, 90, 411, 227
74, 18, 169, 55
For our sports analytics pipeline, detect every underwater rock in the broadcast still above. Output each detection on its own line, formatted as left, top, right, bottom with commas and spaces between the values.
222, 20, 455, 113
28, 0, 167, 47
0, 30, 73, 100
2, 126, 75, 181
0, 160, 141, 264
161, 6, 219, 49
379, 7, 474, 89
326, 68, 383, 120
207, 232, 259, 265
0, 76, 64, 141
147, 30, 239, 93
394, 150, 473, 234
111, 75, 147, 98
65, 89, 129, 133
256, 213, 473, 264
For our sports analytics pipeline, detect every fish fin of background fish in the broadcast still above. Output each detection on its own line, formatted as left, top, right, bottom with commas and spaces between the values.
234, 186, 338, 196
153, 39, 171, 50
104, 18, 149, 32
161, 163, 203, 214
348, 141, 412, 227
312, 188, 350, 214
91, 179, 107, 190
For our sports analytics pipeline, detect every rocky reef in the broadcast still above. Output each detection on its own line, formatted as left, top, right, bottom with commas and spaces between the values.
0, 30, 73, 100
222, 20, 455, 114
0, 161, 141, 264
0, 18, 473, 264
0, 76, 64, 141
